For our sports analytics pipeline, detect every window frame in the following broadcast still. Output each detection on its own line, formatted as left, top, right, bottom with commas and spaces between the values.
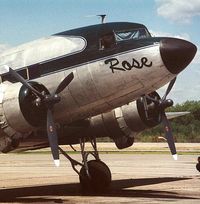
114, 28, 151, 43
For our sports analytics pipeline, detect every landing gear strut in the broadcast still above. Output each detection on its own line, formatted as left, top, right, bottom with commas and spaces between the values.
59, 137, 111, 192
196, 157, 200, 172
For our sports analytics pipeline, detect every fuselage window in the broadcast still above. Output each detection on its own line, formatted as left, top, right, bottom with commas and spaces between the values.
115, 28, 150, 42
100, 32, 116, 50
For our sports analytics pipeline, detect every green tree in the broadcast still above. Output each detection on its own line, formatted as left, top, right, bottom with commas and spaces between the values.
139, 101, 200, 142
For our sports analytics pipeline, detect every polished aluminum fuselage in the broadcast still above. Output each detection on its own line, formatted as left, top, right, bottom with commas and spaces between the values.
0, 35, 175, 132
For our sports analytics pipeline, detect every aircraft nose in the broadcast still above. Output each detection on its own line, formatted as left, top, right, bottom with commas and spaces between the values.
160, 38, 197, 74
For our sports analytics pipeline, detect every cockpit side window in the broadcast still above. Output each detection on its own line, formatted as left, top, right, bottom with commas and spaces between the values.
99, 32, 116, 50
115, 28, 150, 42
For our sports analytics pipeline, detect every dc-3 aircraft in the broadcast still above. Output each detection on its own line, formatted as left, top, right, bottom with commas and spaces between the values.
0, 20, 198, 191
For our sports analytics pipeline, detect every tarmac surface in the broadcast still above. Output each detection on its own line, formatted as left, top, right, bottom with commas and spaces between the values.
0, 144, 200, 203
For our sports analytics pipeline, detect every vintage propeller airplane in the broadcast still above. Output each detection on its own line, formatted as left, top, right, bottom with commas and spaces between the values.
0, 21, 197, 191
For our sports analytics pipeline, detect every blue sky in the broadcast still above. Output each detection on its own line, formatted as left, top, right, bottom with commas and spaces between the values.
0, 0, 199, 103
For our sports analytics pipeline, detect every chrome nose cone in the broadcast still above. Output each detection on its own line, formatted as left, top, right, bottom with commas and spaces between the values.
160, 38, 197, 74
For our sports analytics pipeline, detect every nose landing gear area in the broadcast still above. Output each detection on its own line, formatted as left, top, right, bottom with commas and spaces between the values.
58, 137, 111, 192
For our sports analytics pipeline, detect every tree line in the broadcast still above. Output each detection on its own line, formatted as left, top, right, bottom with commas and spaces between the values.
140, 100, 200, 142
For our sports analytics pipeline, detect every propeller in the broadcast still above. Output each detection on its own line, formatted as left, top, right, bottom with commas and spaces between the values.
4, 65, 74, 166
146, 77, 177, 160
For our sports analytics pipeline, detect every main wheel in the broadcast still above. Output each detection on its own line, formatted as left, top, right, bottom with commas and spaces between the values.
196, 163, 200, 172
79, 160, 111, 192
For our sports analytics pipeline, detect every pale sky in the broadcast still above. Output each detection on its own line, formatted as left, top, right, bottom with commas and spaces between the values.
0, 0, 199, 104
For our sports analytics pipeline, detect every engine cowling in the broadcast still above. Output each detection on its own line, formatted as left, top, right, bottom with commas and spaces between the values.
0, 81, 48, 152
87, 92, 161, 149
0, 83, 30, 152
19, 82, 49, 127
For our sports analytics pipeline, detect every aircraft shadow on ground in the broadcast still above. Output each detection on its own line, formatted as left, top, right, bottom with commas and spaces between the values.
0, 177, 196, 203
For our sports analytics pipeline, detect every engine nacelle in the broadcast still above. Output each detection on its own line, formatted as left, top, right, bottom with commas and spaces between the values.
87, 93, 160, 149
0, 82, 34, 152
2, 83, 33, 132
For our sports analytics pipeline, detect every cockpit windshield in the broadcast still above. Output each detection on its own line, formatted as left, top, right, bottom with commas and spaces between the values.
115, 28, 150, 42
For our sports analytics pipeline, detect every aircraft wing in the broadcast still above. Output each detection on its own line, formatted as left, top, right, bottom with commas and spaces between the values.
12, 111, 190, 153
166, 111, 190, 120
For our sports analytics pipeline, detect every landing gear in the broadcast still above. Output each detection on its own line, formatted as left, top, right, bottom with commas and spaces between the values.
59, 137, 111, 192
196, 157, 200, 172
79, 160, 111, 192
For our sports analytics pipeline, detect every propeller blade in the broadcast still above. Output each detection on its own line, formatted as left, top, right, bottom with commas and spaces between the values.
7, 66, 44, 98
55, 72, 74, 95
162, 77, 176, 101
161, 111, 177, 160
47, 109, 60, 166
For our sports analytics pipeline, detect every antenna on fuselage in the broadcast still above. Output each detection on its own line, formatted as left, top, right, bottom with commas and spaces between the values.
97, 14, 106, 24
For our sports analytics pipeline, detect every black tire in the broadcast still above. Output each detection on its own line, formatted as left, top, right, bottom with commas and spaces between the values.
196, 163, 200, 172
79, 160, 111, 192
